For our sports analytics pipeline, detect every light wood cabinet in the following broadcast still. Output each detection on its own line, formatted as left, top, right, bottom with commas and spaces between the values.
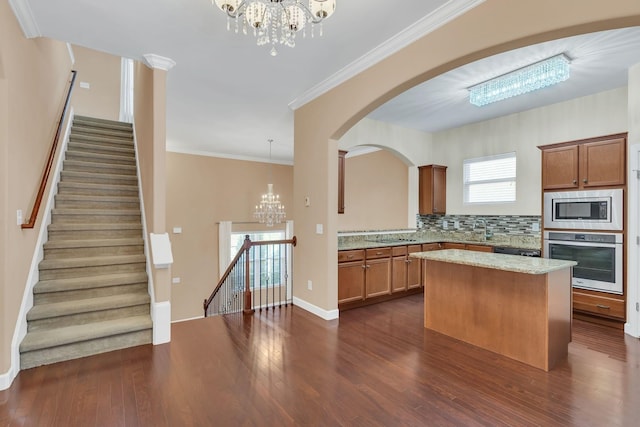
465, 244, 493, 253
406, 245, 423, 289
365, 248, 391, 298
541, 135, 626, 190
338, 250, 365, 304
441, 242, 465, 250
391, 246, 408, 293
419, 165, 447, 214
573, 290, 625, 321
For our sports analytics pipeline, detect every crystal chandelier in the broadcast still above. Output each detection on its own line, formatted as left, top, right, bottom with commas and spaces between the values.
469, 54, 571, 107
213, 0, 337, 56
254, 139, 286, 226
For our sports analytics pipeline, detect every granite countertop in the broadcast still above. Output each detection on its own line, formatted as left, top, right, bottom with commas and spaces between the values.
410, 249, 576, 275
338, 230, 540, 251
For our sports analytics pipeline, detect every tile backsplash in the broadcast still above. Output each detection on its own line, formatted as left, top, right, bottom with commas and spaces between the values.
417, 214, 541, 236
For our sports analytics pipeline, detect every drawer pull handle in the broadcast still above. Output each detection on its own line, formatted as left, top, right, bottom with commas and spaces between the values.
347, 255, 354, 259
596, 304, 610, 310
376, 252, 383, 255
362, 265, 367, 269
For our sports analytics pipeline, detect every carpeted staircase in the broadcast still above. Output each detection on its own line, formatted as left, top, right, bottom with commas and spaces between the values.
19, 115, 153, 369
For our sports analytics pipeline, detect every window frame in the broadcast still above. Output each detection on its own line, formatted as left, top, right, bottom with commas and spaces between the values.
463, 151, 517, 205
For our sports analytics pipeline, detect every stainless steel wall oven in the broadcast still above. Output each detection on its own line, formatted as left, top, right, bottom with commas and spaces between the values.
543, 231, 623, 294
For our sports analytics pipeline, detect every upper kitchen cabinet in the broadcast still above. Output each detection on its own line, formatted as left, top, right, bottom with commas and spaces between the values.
419, 165, 447, 215
540, 134, 626, 190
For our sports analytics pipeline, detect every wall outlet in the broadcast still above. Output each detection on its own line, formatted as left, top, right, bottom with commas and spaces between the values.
172, 277, 181, 284
442, 220, 448, 229
307, 280, 312, 290
16, 209, 23, 226
454, 220, 460, 229
173, 227, 182, 234
316, 224, 323, 234
79, 81, 90, 89
532, 222, 540, 232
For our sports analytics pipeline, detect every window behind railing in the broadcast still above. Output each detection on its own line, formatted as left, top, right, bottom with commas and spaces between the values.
205, 234, 296, 317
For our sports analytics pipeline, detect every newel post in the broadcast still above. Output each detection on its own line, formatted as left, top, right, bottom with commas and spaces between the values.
243, 235, 255, 315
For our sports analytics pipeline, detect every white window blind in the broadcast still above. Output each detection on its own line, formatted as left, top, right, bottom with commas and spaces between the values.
463, 152, 516, 204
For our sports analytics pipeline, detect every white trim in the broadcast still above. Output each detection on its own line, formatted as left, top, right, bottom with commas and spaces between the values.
343, 146, 380, 158
66, 43, 75, 65
293, 296, 339, 320
8, 0, 41, 39
0, 369, 13, 391
142, 54, 176, 71
166, 144, 294, 166
119, 58, 134, 123
171, 315, 204, 324
625, 143, 640, 338
408, 166, 419, 228
288, 0, 486, 110
4, 109, 74, 391
152, 301, 171, 344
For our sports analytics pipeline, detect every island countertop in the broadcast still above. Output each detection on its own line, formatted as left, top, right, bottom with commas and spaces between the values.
410, 249, 576, 275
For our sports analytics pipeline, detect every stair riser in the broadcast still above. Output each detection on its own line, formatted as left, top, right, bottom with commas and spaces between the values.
28, 304, 150, 332
39, 263, 147, 280
73, 119, 132, 132
34, 283, 148, 304
66, 152, 136, 166
63, 161, 136, 176
48, 229, 143, 240
60, 174, 138, 187
67, 142, 135, 157
55, 199, 140, 210
20, 329, 152, 370
51, 214, 141, 224
69, 136, 134, 150
44, 244, 144, 259
71, 128, 133, 139
57, 185, 138, 197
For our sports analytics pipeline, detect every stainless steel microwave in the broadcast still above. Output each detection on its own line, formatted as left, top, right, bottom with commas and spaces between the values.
543, 189, 623, 231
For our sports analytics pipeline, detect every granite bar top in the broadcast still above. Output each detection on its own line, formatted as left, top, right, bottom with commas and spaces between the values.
410, 249, 576, 275
338, 230, 540, 251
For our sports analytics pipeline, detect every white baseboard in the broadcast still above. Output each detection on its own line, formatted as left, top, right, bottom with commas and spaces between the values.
293, 297, 339, 321
624, 322, 639, 338
152, 301, 171, 344
0, 366, 17, 391
172, 315, 204, 323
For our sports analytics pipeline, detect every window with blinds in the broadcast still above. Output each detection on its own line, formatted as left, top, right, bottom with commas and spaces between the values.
463, 152, 516, 204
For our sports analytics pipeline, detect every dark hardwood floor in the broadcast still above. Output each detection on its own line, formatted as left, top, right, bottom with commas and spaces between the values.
1, 293, 639, 426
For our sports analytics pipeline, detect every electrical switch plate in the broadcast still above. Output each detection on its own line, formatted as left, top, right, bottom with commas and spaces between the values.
79, 81, 90, 89
307, 280, 312, 290
532, 223, 540, 232
316, 224, 323, 234
16, 209, 23, 226
442, 220, 448, 229
172, 277, 181, 284
454, 220, 460, 229
304, 196, 310, 207
173, 227, 182, 234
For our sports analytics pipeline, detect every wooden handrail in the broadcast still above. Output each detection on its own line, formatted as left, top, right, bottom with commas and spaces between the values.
203, 235, 297, 314
22, 70, 77, 229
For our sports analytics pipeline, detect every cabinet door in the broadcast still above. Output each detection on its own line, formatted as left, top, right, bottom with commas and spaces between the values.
391, 256, 407, 293
365, 258, 391, 298
580, 138, 625, 188
542, 145, 579, 190
338, 261, 365, 304
419, 165, 447, 214
407, 245, 423, 289
432, 166, 447, 214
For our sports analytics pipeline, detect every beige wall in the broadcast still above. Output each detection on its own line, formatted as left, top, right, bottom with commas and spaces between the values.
166, 152, 293, 321
0, 2, 73, 373
133, 62, 171, 303
71, 45, 121, 121
433, 87, 628, 216
294, 0, 640, 314
338, 150, 408, 231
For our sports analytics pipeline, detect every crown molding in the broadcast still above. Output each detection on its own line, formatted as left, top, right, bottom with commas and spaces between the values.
8, 0, 41, 38
288, 0, 485, 110
143, 54, 177, 71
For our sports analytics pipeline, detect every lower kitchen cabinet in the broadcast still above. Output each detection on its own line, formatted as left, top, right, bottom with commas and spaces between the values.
338, 250, 365, 304
407, 245, 423, 289
573, 290, 625, 321
391, 246, 408, 293
365, 248, 391, 298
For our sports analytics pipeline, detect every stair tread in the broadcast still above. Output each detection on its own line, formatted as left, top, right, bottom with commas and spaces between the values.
27, 293, 150, 320
58, 181, 138, 191
52, 208, 141, 215
44, 238, 143, 249
35, 272, 148, 294
48, 222, 142, 231
55, 194, 139, 202
63, 159, 136, 171
20, 315, 152, 352
74, 115, 132, 127
66, 150, 135, 162
68, 141, 135, 154
61, 171, 137, 181
39, 254, 146, 270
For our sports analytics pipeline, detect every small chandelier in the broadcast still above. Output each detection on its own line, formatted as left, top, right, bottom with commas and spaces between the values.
213, 0, 337, 56
469, 54, 571, 107
254, 139, 286, 226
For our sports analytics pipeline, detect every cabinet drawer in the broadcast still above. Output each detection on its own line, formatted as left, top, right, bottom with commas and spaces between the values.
391, 246, 407, 257
573, 291, 625, 320
422, 243, 441, 251
407, 244, 422, 254
465, 244, 493, 253
366, 247, 391, 259
442, 242, 465, 250
338, 249, 365, 263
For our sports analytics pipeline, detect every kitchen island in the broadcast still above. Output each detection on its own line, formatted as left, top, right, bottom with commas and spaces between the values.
410, 249, 576, 371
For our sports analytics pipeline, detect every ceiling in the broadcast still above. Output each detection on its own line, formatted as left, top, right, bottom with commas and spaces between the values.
14, 1, 640, 164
